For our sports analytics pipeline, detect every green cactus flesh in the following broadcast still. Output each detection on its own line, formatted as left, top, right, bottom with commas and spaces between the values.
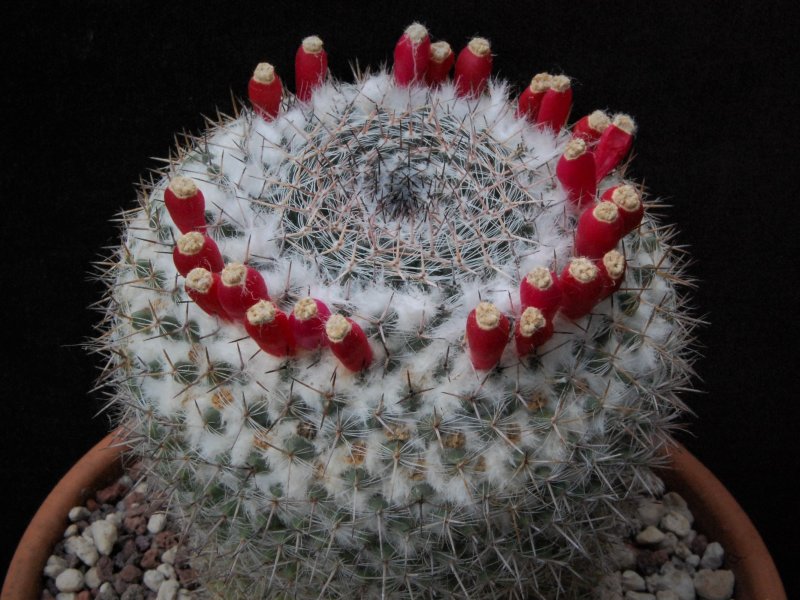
96, 69, 697, 598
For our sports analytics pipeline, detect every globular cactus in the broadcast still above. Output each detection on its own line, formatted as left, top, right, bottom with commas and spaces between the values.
95, 22, 698, 599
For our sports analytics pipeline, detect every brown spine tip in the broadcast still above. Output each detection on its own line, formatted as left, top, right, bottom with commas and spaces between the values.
325, 313, 352, 342
176, 231, 205, 256
569, 257, 599, 283
587, 110, 611, 132
293, 297, 319, 321
613, 113, 637, 134
612, 185, 641, 211
253, 63, 276, 84
549, 75, 571, 92
475, 301, 501, 330
519, 307, 546, 337
530, 72, 553, 93
564, 138, 587, 160
405, 22, 428, 43
429, 41, 452, 63
301, 35, 324, 54
246, 300, 277, 325
526, 267, 553, 291
221, 263, 247, 287
467, 37, 491, 56
603, 250, 626, 279
593, 201, 620, 223
185, 268, 213, 293
167, 176, 197, 199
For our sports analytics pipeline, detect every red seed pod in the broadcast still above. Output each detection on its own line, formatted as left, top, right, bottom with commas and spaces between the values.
602, 184, 644, 235
516, 73, 552, 121
514, 307, 554, 357
559, 258, 604, 320
520, 267, 562, 320
185, 268, 231, 321
248, 63, 283, 121
326, 314, 373, 371
572, 110, 611, 145
295, 35, 328, 103
597, 250, 627, 300
289, 297, 331, 350
424, 41, 455, 85
466, 302, 510, 370
393, 23, 431, 86
595, 114, 636, 181
575, 201, 624, 258
245, 300, 295, 358
164, 176, 206, 234
556, 138, 597, 208
217, 263, 270, 321
172, 232, 224, 277
454, 37, 493, 98
536, 75, 572, 132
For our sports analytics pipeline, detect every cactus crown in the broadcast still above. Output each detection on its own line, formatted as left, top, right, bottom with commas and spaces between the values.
94, 23, 698, 599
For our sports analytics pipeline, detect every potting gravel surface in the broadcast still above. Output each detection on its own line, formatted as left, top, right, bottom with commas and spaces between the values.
40, 465, 736, 600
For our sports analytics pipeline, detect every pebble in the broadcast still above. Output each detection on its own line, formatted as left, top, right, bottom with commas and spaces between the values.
622, 570, 646, 592
84, 566, 101, 589
625, 593, 655, 600
646, 564, 695, 600
693, 569, 734, 600
68, 507, 91, 523
44, 555, 67, 579
63, 524, 79, 538
147, 513, 167, 534
55, 569, 84, 593
700, 543, 724, 570
637, 500, 665, 527
656, 592, 680, 600
161, 546, 178, 565
661, 512, 692, 538
636, 526, 665, 545
91, 520, 119, 555
156, 579, 180, 600
65, 536, 98, 567
143, 569, 165, 592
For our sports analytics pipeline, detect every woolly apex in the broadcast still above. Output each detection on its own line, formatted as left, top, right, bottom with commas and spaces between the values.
176, 231, 205, 255
569, 257, 599, 282
603, 249, 626, 278
246, 299, 277, 325
253, 62, 276, 84
530, 72, 553, 92
613, 113, 637, 134
404, 22, 428, 43
293, 297, 319, 320
167, 176, 197, 199
301, 35, 324, 54
519, 306, 547, 336
549, 74, 571, 91
220, 262, 247, 286
564, 138, 588, 160
325, 313, 352, 342
526, 266, 554, 290
474, 301, 501, 330
593, 201, 621, 223
429, 41, 452, 62
611, 185, 641, 211
587, 110, 611, 132
467, 37, 491, 56
184, 267, 213, 293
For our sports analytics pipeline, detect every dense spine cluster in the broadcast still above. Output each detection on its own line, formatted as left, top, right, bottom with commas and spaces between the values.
94, 22, 698, 599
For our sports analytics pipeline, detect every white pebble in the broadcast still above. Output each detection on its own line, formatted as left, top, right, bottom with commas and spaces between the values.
65, 534, 99, 567
161, 545, 178, 565
177, 588, 193, 600
84, 566, 101, 589
63, 524, 79, 538
686, 554, 701, 568
98, 582, 115, 600
636, 525, 665, 545
55, 568, 84, 593
646, 565, 695, 600
105, 512, 122, 527
637, 499, 665, 527
663, 492, 694, 524
157, 562, 176, 580
693, 569, 734, 600
148, 512, 167, 534
44, 555, 67, 578
661, 511, 691, 538
144, 569, 166, 592
700, 542, 724, 570
90, 519, 118, 555
659, 532, 678, 553
656, 592, 680, 600
56, 593, 76, 600
134, 482, 148, 494
68, 506, 90, 522
622, 570, 646, 592
157, 578, 181, 600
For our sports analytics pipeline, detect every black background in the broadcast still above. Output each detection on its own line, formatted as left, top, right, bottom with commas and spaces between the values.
2, 1, 797, 596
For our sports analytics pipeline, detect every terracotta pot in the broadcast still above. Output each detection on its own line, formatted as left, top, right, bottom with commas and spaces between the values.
2, 435, 786, 600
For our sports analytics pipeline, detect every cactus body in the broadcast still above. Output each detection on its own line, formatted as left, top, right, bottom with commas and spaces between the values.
96, 30, 697, 599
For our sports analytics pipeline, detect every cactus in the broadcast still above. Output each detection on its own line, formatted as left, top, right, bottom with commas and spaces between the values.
94, 22, 698, 599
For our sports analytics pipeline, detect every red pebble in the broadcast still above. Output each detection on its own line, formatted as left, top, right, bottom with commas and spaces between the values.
602, 184, 644, 235
394, 23, 431, 86
173, 232, 224, 276
164, 176, 206, 234
575, 201, 624, 258
289, 297, 331, 350
559, 258, 604, 320
295, 36, 328, 102
597, 250, 627, 300
454, 37, 493, 97
185, 268, 231, 321
572, 110, 611, 144
516, 73, 552, 121
556, 138, 597, 208
466, 302, 510, 370
536, 75, 572, 132
514, 306, 554, 357
520, 267, 562, 320
326, 314, 373, 371
425, 41, 455, 85
245, 300, 296, 358
217, 263, 270, 321
248, 63, 283, 121
595, 114, 636, 181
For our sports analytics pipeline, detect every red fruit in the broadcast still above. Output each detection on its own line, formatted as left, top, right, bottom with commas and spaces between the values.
245, 300, 295, 358
185, 268, 231, 321
466, 302, 510, 370
595, 114, 636, 181
572, 110, 610, 145
536, 75, 572, 132
164, 176, 206, 234
514, 307, 554, 357
326, 314, 373, 371
248, 63, 283, 121
424, 41, 454, 85
559, 258, 604, 320
575, 201, 624, 258
217, 263, 270, 321
602, 184, 644, 235
393, 23, 431, 86
556, 138, 597, 208
597, 250, 626, 300
173, 232, 224, 277
295, 35, 328, 102
516, 73, 552, 121
519, 267, 562, 320
454, 37, 493, 97
289, 297, 331, 350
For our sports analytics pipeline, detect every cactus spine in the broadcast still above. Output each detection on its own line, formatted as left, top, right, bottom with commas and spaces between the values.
94, 23, 698, 599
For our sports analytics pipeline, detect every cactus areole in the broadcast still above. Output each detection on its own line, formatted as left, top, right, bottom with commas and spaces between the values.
97, 22, 697, 599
